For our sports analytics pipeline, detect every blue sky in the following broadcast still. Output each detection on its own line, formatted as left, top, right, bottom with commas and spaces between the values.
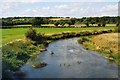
0, 0, 119, 18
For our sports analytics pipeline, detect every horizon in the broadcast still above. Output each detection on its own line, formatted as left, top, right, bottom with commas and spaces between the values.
1, 15, 119, 19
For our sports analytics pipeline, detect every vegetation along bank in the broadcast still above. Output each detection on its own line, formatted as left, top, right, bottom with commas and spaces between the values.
2, 28, 115, 78
78, 32, 119, 65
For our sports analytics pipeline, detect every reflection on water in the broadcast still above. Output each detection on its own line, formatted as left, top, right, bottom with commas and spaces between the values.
20, 38, 118, 78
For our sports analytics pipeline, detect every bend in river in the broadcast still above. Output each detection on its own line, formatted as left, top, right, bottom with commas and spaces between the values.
20, 38, 118, 78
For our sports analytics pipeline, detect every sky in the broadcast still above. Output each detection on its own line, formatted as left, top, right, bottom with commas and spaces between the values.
0, 0, 120, 18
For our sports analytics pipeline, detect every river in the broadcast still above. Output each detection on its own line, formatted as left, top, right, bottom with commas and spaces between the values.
20, 37, 118, 78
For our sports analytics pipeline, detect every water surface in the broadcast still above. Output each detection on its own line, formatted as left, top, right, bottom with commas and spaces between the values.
20, 38, 118, 78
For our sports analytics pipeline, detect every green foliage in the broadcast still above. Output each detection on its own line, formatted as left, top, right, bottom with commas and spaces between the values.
67, 21, 72, 26
1, 16, 120, 27
102, 50, 112, 54
2, 27, 115, 45
2, 40, 40, 71
60, 21, 66, 26
70, 18, 76, 25
25, 28, 37, 41
32, 17, 44, 27
67, 19, 75, 26
54, 21, 59, 26
91, 20, 95, 25
84, 19, 89, 27
25, 28, 46, 44
98, 23, 101, 27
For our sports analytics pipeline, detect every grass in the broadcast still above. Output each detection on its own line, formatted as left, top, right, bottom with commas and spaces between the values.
78, 33, 119, 64
1, 27, 115, 45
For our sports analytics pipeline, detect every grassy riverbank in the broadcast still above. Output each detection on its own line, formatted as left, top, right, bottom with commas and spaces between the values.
2, 28, 115, 78
1, 27, 115, 45
2, 29, 114, 69
78, 33, 119, 64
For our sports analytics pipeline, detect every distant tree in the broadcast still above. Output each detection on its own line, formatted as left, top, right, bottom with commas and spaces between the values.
101, 21, 106, 27
67, 19, 75, 27
60, 21, 66, 27
54, 21, 59, 27
98, 23, 101, 27
91, 20, 95, 25
84, 19, 89, 27
85, 22, 89, 27
67, 21, 72, 26
70, 18, 76, 25
32, 17, 44, 27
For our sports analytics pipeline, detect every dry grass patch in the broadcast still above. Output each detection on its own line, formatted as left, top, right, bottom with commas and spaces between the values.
78, 33, 119, 64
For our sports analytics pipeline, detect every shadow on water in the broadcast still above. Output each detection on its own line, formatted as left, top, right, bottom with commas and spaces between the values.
19, 38, 118, 78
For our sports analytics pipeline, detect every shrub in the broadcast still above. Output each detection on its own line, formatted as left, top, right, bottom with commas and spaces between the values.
25, 28, 46, 44
35, 33, 46, 44
25, 28, 37, 41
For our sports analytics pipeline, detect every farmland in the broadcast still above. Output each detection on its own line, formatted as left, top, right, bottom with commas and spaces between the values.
1, 26, 115, 45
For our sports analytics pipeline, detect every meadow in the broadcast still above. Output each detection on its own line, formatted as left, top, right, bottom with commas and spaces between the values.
1, 26, 115, 45
78, 33, 119, 64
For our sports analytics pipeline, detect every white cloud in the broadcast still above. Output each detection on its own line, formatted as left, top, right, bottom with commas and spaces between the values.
0, 2, 118, 17
100, 3, 118, 16
0, 2, 23, 17
2, 0, 42, 3
20, 3, 101, 17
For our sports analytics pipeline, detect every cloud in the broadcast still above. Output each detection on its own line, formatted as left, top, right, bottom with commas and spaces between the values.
100, 3, 118, 16
20, 3, 109, 17
0, 2, 23, 17
0, 2, 118, 17
2, 0, 42, 3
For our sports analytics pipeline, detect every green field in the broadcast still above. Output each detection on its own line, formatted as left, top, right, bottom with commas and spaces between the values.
1, 27, 115, 45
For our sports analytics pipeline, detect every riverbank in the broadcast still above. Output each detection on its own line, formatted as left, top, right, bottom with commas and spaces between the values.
2, 29, 114, 79
2, 27, 115, 45
78, 33, 119, 64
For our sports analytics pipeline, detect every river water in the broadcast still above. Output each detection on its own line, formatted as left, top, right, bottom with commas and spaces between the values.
20, 38, 118, 78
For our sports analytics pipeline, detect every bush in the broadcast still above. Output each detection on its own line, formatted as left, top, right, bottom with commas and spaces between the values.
25, 28, 37, 41
25, 28, 46, 44
35, 33, 46, 44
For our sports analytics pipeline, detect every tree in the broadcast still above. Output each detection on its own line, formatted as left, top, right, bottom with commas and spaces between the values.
84, 22, 89, 27
67, 19, 75, 27
84, 19, 89, 27
101, 21, 106, 27
54, 21, 59, 27
32, 17, 44, 27
70, 18, 75, 25
60, 21, 66, 27
91, 20, 95, 25
98, 23, 101, 27
67, 21, 72, 26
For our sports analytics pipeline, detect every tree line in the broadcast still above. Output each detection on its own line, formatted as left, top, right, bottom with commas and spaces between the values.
1, 16, 120, 27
